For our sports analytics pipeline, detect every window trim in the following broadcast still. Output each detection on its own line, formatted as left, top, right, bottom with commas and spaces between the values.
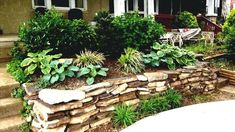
32, 0, 87, 11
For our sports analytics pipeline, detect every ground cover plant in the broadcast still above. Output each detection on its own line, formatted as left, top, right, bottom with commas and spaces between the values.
144, 43, 196, 70
209, 57, 235, 71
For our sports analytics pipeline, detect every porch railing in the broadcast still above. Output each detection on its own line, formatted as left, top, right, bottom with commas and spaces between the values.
155, 14, 222, 34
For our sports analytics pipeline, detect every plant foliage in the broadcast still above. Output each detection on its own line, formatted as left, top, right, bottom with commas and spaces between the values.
7, 59, 28, 84
19, 9, 96, 56
19, 122, 31, 132
20, 100, 33, 118
144, 43, 196, 70
77, 64, 108, 85
164, 89, 183, 109
74, 50, 106, 67
41, 59, 79, 86
223, 9, 235, 52
113, 104, 137, 128
175, 11, 199, 28
20, 49, 62, 76
11, 86, 26, 100
118, 48, 145, 74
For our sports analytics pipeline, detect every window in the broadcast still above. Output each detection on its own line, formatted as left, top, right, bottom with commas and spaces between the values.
33, 0, 46, 8
51, 0, 70, 8
32, 0, 87, 10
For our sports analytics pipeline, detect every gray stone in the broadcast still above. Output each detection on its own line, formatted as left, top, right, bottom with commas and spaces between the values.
70, 110, 98, 124
70, 105, 96, 116
179, 73, 191, 80
90, 117, 112, 128
78, 82, 112, 92
136, 75, 148, 81
86, 88, 107, 97
156, 86, 168, 92
111, 83, 128, 95
148, 81, 166, 87
97, 97, 119, 107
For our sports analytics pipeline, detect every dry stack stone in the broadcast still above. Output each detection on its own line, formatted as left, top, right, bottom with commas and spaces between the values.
24, 62, 218, 132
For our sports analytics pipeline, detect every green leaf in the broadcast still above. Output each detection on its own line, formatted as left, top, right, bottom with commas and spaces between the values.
86, 77, 94, 85
43, 74, 51, 82
101, 68, 109, 71
21, 58, 33, 67
90, 68, 97, 77
78, 68, 90, 77
68, 65, 79, 72
59, 73, 66, 81
41, 67, 51, 75
157, 51, 165, 57
50, 74, 59, 84
56, 66, 65, 74
97, 70, 107, 76
65, 71, 75, 77
27, 64, 37, 74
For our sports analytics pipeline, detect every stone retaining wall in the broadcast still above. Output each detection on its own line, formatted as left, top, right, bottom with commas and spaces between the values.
24, 63, 218, 132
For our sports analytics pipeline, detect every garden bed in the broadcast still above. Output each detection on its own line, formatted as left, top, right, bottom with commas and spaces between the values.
23, 62, 218, 132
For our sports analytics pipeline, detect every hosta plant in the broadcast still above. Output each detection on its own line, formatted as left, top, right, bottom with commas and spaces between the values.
118, 48, 145, 74
20, 49, 62, 76
143, 43, 196, 70
74, 50, 106, 67
77, 64, 108, 85
42, 59, 79, 86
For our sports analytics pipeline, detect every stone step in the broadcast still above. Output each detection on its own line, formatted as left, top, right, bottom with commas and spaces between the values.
0, 98, 23, 119
219, 85, 235, 94
0, 115, 24, 132
0, 41, 14, 63
0, 62, 20, 99
217, 77, 229, 89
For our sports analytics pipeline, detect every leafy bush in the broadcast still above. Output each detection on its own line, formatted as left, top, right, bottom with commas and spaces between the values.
164, 89, 183, 109
175, 11, 199, 28
77, 64, 108, 85
144, 43, 196, 70
42, 59, 79, 86
118, 48, 145, 74
19, 122, 31, 132
19, 9, 96, 56
113, 104, 137, 128
7, 59, 28, 84
74, 50, 106, 67
11, 87, 26, 100
223, 9, 235, 52
94, 12, 165, 58
112, 13, 165, 52
20, 100, 33, 118
9, 42, 27, 60
20, 49, 62, 76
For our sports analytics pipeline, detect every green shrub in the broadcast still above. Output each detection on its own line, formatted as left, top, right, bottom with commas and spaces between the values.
118, 48, 145, 74
19, 9, 96, 56
175, 11, 199, 28
20, 49, 62, 76
94, 11, 121, 58
9, 42, 27, 60
143, 43, 196, 70
19, 122, 31, 132
41, 59, 79, 87
113, 104, 137, 128
77, 64, 108, 85
223, 9, 235, 52
11, 87, 26, 100
112, 13, 165, 52
164, 89, 183, 109
7, 59, 28, 84
138, 95, 169, 116
74, 50, 106, 67
20, 100, 33, 118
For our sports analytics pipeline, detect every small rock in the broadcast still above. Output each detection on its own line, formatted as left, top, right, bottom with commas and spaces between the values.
137, 87, 149, 91
111, 83, 128, 95
70, 105, 96, 116
136, 75, 148, 81
119, 92, 137, 102
179, 73, 191, 80
128, 81, 148, 87
188, 77, 200, 82
120, 88, 137, 94
123, 99, 140, 106
99, 105, 116, 112
86, 88, 106, 97
155, 86, 168, 92
90, 117, 112, 128
78, 82, 112, 92
70, 110, 98, 124
148, 81, 166, 87
97, 97, 119, 107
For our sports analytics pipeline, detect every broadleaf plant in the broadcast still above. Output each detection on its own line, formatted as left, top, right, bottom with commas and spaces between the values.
143, 43, 196, 70
20, 49, 62, 76
77, 64, 108, 85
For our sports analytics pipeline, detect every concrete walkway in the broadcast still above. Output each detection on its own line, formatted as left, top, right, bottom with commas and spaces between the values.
122, 100, 235, 132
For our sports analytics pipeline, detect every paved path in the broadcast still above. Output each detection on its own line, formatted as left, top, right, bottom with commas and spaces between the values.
122, 100, 235, 132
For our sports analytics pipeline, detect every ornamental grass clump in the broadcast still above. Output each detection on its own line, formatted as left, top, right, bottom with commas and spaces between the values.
74, 50, 106, 67
118, 48, 145, 74
113, 104, 137, 128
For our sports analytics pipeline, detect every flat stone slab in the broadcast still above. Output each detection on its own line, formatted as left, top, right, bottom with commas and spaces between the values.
123, 100, 235, 132
219, 85, 235, 94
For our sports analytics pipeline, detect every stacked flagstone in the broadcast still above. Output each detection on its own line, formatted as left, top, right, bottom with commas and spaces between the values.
23, 63, 218, 132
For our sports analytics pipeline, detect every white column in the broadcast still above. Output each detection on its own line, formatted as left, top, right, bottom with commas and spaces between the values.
114, 0, 126, 16
46, 0, 52, 9
133, 0, 138, 11
206, 0, 217, 16
155, 0, 159, 15
144, 0, 148, 16
148, 0, 155, 16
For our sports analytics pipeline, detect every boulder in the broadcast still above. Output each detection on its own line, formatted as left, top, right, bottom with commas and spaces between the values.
38, 89, 85, 105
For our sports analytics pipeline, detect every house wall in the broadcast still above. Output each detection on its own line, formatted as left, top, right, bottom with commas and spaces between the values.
0, 0, 109, 34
